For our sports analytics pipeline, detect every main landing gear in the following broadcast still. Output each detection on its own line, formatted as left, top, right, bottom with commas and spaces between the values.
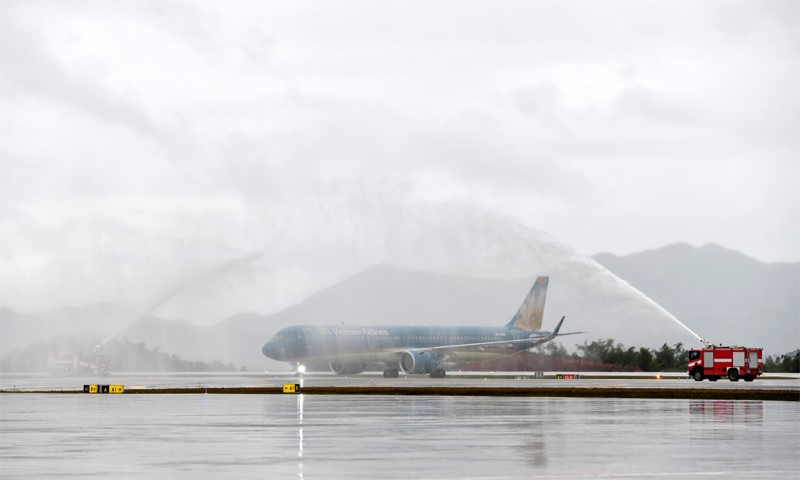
382, 367, 447, 378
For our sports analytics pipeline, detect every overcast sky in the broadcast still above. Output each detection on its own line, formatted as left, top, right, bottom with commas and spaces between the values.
1, 0, 798, 321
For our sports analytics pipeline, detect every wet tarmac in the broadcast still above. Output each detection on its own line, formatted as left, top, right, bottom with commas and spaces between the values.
1, 391, 798, 479
2, 371, 799, 392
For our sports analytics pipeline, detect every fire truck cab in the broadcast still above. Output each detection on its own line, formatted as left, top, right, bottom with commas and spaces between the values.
687, 346, 762, 382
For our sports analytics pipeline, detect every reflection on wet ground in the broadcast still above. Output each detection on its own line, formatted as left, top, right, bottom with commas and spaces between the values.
689, 398, 764, 422
1, 393, 798, 479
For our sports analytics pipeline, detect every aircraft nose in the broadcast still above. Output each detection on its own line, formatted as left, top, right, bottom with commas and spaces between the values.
262, 340, 279, 359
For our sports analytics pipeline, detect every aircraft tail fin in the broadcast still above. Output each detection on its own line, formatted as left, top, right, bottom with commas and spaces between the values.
505, 276, 549, 330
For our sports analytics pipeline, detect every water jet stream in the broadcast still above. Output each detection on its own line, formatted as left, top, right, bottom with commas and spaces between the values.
98, 252, 263, 347
583, 257, 704, 343
513, 224, 704, 343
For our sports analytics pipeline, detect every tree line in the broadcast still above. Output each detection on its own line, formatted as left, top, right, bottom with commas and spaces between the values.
0, 336, 241, 373
571, 338, 688, 371
763, 350, 800, 373
542, 339, 799, 373
3, 334, 797, 374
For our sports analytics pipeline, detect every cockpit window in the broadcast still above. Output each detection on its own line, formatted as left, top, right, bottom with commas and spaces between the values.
274, 330, 301, 342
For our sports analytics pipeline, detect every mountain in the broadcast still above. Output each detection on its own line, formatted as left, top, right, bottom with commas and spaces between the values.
2, 243, 797, 371
202, 245, 799, 369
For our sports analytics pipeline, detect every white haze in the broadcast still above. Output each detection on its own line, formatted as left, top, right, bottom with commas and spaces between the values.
1, 1, 798, 340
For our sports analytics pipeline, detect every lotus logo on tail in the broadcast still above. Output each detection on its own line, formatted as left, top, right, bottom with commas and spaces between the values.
507, 276, 549, 331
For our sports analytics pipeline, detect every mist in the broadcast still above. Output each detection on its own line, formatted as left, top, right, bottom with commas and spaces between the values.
1, 1, 798, 370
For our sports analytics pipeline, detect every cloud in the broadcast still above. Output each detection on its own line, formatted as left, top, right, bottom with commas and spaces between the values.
139, 0, 222, 55
0, 0, 797, 322
0, 13, 157, 137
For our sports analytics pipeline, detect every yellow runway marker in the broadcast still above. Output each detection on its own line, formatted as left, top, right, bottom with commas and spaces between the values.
283, 384, 301, 393
83, 385, 124, 394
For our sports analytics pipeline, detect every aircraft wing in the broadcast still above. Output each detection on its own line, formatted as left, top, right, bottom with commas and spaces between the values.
299, 330, 584, 366
416, 316, 584, 355
420, 332, 584, 355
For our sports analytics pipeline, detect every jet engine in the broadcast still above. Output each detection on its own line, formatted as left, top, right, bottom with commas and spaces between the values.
398, 350, 437, 374
329, 361, 366, 375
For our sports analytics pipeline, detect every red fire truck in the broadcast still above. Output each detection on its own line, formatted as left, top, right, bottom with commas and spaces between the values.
687, 345, 762, 382
47, 352, 111, 377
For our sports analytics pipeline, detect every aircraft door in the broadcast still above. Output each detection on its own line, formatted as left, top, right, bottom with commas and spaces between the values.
303, 328, 319, 349
367, 332, 378, 349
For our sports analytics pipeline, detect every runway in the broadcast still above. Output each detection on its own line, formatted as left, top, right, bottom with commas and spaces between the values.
2, 372, 798, 401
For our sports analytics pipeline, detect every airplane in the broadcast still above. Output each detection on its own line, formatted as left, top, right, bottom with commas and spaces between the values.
261, 276, 582, 378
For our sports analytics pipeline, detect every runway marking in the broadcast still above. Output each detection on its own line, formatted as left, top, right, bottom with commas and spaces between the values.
416, 470, 799, 480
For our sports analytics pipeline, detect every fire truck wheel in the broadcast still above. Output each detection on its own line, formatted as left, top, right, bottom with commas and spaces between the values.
708, 376, 718, 381
727, 369, 740, 382
692, 371, 703, 381
743, 376, 754, 382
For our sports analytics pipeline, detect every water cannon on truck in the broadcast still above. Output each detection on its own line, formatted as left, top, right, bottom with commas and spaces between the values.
47, 352, 111, 377
688, 344, 763, 382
